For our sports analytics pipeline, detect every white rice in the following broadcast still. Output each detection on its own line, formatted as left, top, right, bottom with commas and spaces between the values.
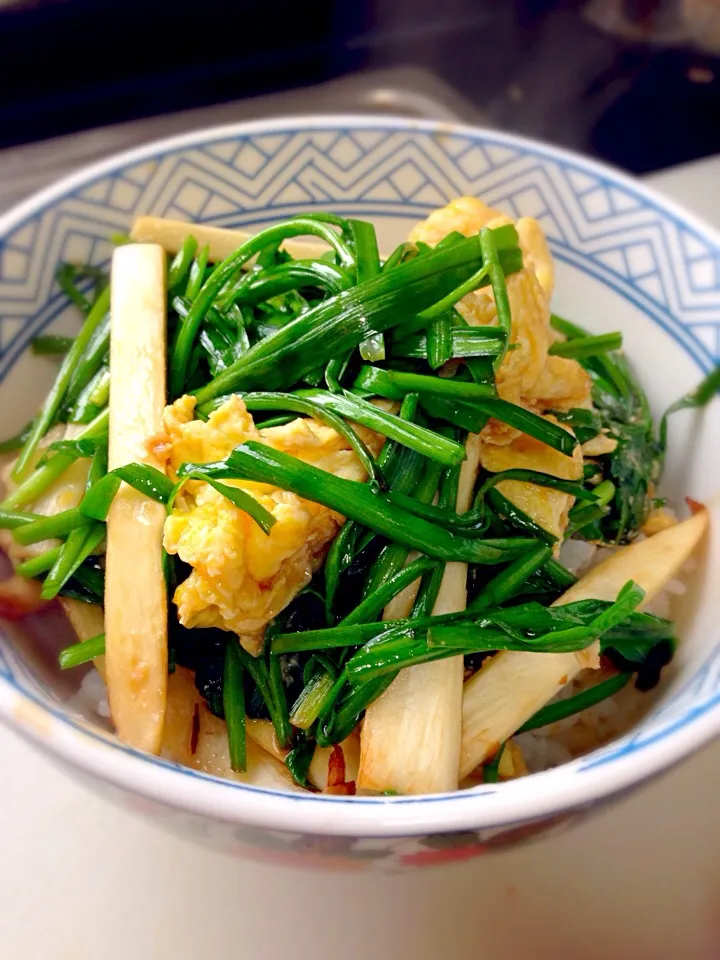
69, 669, 111, 719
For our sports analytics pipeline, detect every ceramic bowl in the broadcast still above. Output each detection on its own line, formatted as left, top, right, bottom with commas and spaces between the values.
1, 117, 718, 871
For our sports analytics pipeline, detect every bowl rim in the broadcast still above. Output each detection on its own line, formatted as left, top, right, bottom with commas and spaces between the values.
1, 113, 718, 837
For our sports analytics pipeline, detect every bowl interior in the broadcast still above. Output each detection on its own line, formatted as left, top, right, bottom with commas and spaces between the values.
1, 118, 719, 835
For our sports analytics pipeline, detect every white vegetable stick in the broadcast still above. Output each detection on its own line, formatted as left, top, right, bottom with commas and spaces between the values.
60, 598, 104, 642
358, 435, 482, 795
131, 215, 331, 264
459, 508, 710, 778
246, 718, 288, 762
105, 244, 168, 754
160, 666, 200, 766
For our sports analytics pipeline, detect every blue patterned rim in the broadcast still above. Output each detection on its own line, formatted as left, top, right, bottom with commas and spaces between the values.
0, 117, 718, 837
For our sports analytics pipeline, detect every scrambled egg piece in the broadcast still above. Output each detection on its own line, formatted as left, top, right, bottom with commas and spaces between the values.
530, 354, 593, 414
642, 506, 678, 537
410, 196, 591, 437
409, 195, 554, 298
456, 267, 551, 412
156, 395, 377, 655
479, 416, 583, 548
410, 192, 592, 539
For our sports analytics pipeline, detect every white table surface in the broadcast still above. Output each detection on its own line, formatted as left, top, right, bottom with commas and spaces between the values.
2, 150, 719, 960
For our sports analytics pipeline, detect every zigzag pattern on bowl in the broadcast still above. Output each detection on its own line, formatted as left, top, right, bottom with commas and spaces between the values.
0, 124, 719, 787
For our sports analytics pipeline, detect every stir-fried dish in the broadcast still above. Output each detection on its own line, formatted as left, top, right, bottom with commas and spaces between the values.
0, 197, 716, 795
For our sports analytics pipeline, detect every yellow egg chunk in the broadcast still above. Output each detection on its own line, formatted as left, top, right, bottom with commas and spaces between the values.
515, 217, 554, 299
157, 395, 376, 655
457, 267, 551, 409
409, 196, 591, 435
479, 416, 583, 545
409, 196, 554, 297
409, 195, 513, 245
529, 354, 592, 413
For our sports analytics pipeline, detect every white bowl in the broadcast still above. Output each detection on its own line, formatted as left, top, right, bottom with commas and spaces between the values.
1, 117, 718, 871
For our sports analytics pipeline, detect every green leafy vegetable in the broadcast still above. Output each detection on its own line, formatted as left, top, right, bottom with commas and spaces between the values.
58, 633, 106, 669
517, 672, 632, 733
549, 332, 622, 359
224, 640, 247, 772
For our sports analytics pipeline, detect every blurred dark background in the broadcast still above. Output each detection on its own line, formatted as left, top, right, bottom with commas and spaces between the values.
1, 0, 719, 173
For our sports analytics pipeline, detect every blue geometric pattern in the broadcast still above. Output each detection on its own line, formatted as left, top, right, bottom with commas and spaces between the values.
2, 124, 719, 380
0, 119, 719, 817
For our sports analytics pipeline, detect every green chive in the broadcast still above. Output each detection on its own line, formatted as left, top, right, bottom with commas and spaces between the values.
168, 235, 199, 293
324, 520, 358, 624
185, 244, 210, 300
290, 670, 336, 730
418, 396, 489, 433
660, 365, 720, 451
40, 523, 106, 600
549, 332, 623, 359
63, 314, 111, 410
188, 443, 535, 566
417, 263, 490, 321
0, 508, 37, 530
343, 556, 438, 626
319, 673, 396, 745
12, 287, 111, 481
12, 507, 88, 546
1, 409, 109, 511
58, 633, 106, 669
285, 737, 316, 786
362, 460, 444, 598
194, 230, 521, 403
296, 389, 467, 467
483, 742, 506, 783
426, 313, 453, 369
223, 640, 247, 772
391, 327, 505, 361
31, 335, 75, 356
15, 546, 62, 578
171, 219, 358, 397
268, 654, 292, 748
170, 472, 276, 534
517, 672, 632, 733
80, 465, 175, 521
234, 644, 288, 748
356, 366, 497, 402
352, 219, 385, 362
478, 228, 512, 372
468, 542, 553, 612
214, 391, 386, 489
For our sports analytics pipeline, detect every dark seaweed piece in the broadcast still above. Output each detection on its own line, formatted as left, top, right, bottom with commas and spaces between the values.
605, 637, 676, 691
169, 622, 228, 719
192, 636, 227, 719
